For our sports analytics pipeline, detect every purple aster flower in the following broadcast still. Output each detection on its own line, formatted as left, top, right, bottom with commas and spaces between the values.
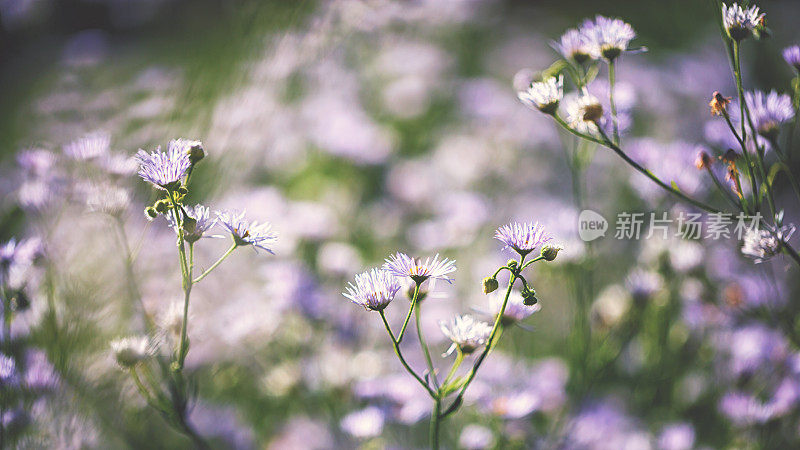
343, 268, 401, 311
135, 140, 193, 190
166, 204, 218, 243
580, 15, 636, 61
382, 252, 456, 284
440, 314, 492, 355
553, 28, 592, 64
216, 210, 276, 253
783, 45, 800, 72
495, 222, 552, 256
745, 90, 795, 138
63, 132, 109, 160
722, 3, 764, 41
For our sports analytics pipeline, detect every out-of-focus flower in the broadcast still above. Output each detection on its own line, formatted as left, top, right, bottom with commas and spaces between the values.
553, 28, 591, 64
722, 3, 765, 41
17, 149, 56, 176
109, 336, 153, 369
135, 141, 192, 190
343, 268, 401, 311
489, 290, 540, 325
581, 15, 637, 61
741, 225, 794, 263
382, 252, 456, 284
440, 314, 492, 355
0, 354, 17, 383
518, 76, 563, 115
592, 285, 631, 329
340, 406, 384, 439
745, 90, 794, 138
63, 132, 109, 160
459, 424, 495, 449
495, 221, 552, 256
564, 94, 604, 134
625, 269, 663, 301
166, 204, 217, 243
216, 210, 276, 253
83, 183, 131, 216
658, 423, 695, 450
783, 45, 800, 72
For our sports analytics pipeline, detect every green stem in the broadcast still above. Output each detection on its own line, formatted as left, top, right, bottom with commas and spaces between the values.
415, 303, 439, 390
397, 283, 420, 343
608, 59, 620, 144
442, 350, 464, 388
430, 397, 441, 450
113, 217, 153, 331
192, 242, 237, 284
379, 311, 436, 398
441, 258, 521, 417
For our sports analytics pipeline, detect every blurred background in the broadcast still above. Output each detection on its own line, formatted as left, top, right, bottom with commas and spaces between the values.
1, 0, 800, 448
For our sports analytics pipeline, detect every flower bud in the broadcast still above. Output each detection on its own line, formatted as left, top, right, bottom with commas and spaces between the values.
154, 199, 170, 214
177, 186, 189, 196
482, 277, 499, 294
145, 206, 158, 220
521, 287, 538, 306
541, 244, 563, 261
187, 142, 205, 165
506, 259, 518, 270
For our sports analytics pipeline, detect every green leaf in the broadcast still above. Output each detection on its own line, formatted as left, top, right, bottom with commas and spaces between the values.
541, 60, 568, 80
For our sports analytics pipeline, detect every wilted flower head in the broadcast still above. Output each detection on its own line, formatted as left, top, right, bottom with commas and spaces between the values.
518, 75, 563, 115
745, 90, 794, 138
554, 28, 592, 64
565, 94, 604, 134
783, 45, 800, 72
63, 132, 110, 160
343, 268, 401, 311
135, 141, 192, 190
110, 336, 154, 369
216, 210, 276, 253
382, 252, 456, 284
722, 3, 765, 41
489, 290, 540, 326
440, 314, 492, 355
495, 221, 552, 256
709, 91, 732, 116
741, 225, 795, 263
581, 15, 636, 60
167, 204, 217, 243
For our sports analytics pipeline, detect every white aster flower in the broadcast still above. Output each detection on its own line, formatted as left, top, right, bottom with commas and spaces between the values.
440, 314, 492, 356
518, 75, 563, 115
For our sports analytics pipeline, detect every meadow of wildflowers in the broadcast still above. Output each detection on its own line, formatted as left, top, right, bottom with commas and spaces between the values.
2, 0, 800, 448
